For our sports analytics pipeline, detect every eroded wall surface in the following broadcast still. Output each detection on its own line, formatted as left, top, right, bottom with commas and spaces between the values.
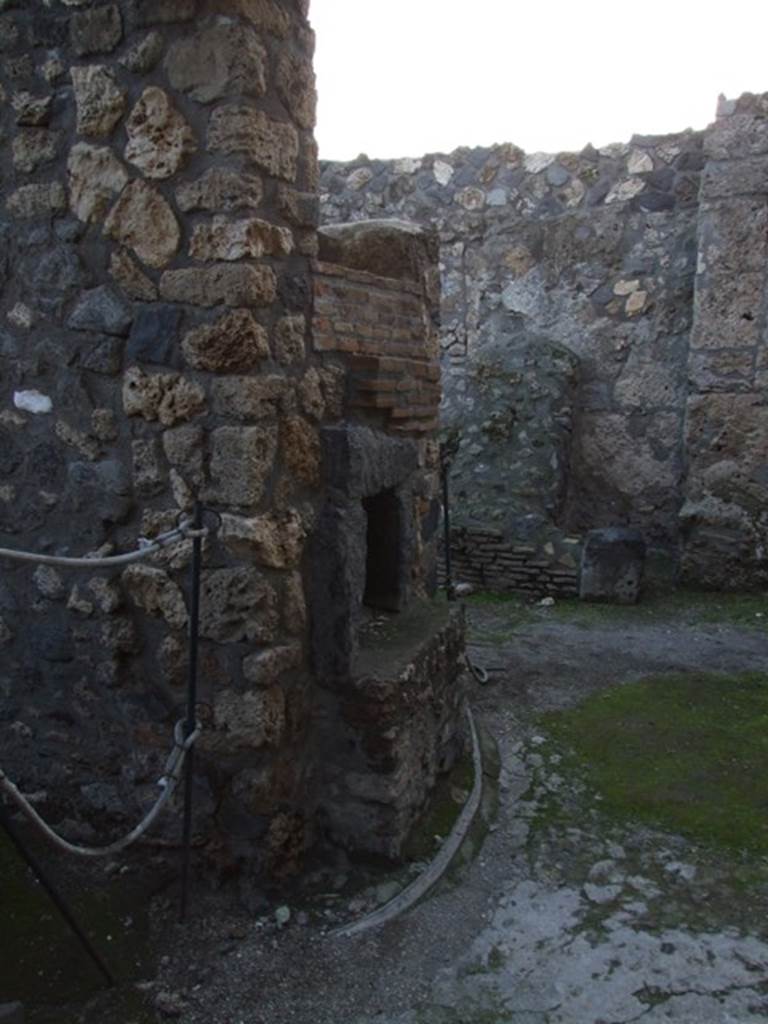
681, 94, 768, 588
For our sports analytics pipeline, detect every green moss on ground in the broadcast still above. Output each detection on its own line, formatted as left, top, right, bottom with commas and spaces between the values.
543, 671, 768, 854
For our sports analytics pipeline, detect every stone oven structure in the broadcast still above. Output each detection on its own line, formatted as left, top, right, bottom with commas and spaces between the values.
0, 0, 465, 878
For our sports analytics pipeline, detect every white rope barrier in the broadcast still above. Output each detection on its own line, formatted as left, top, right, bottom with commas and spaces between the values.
0, 719, 200, 858
0, 519, 206, 569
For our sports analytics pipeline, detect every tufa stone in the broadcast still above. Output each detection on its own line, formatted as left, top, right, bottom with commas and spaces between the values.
189, 216, 293, 261
276, 51, 316, 129
13, 129, 60, 173
70, 4, 122, 56
110, 249, 157, 302
123, 366, 206, 426
200, 567, 278, 644
282, 416, 321, 486
181, 309, 269, 372
242, 644, 302, 687
12, 91, 52, 126
119, 30, 164, 73
164, 21, 267, 103
124, 87, 196, 179
206, 425, 277, 507
104, 180, 180, 268
209, 376, 289, 420
71, 65, 126, 137
7, 182, 66, 218
122, 564, 187, 629
208, 105, 299, 182
220, 509, 306, 567
273, 314, 306, 365
160, 264, 277, 307
212, 687, 285, 749
68, 143, 129, 222
176, 167, 263, 213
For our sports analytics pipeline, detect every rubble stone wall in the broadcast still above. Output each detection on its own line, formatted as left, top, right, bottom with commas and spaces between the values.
680, 94, 768, 589
0, 0, 324, 874
320, 128, 706, 587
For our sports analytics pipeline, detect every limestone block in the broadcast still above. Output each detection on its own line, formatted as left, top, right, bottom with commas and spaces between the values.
7, 183, 66, 218
273, 314, 306, 365
70, 4, 122, 56
176, 168, 263, 213
122, 564, 187, 630
691, 272, 763, 348
206, 425, 277, 507
181, 309, 269, 371
165, 21, 267, 103
199, 567, 278, 643
109, 249, 158, 301
212, 687, 285, 750
160, 264, 277, 307
242, 644, 302, 687
12, 91, 52, 126
209, 376, 289, 419
276, 51, 316, 129
220, 509, 306, 567
67, 286, 132, 335
104, 180, 180, 268
71, 65, 126, 136
68, 143, 129, 222
13, 129, 60, 173
579, 528, 646, 604
605, 178, 645, 204
282, 416, 320, 486
319, 366, 346, 420
123, 367, 206, 426
189, 216, 293, 261
208, 105, 299, 182
124, 87, 196, 179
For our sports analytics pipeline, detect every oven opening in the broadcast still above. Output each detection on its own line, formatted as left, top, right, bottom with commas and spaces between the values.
362, 488, 402, 612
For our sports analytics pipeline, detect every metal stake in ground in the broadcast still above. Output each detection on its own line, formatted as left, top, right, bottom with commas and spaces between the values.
180, 500, 203, 922
0, 801, 115, 988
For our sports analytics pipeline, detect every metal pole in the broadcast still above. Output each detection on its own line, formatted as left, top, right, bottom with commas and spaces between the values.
180, 500, 202, 922
441, 456, 455, 601
0, 801, 115, 987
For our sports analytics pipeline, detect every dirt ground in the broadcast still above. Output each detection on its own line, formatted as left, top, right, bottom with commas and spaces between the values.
9, 592, 768, 1024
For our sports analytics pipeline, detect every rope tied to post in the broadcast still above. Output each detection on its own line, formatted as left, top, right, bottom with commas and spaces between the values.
0, 717, 201, 858
0, 517, 207, 569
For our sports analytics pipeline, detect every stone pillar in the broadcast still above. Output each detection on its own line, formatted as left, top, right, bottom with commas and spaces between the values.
0, 0, 323, 876
680, 93, 768, 589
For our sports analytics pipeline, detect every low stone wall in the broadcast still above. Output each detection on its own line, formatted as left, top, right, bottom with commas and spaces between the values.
449, 528, 580, 598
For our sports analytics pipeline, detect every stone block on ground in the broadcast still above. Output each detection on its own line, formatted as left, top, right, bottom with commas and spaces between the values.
579, 528, 646, 604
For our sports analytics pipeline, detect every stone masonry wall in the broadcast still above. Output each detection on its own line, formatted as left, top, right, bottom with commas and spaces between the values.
680, 94, 768, 589
0, 0, 325, 877
320, 130, 705, 589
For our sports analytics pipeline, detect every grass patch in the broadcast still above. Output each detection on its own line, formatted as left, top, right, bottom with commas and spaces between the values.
467, 589, 768, 633
543, 671, 768, 854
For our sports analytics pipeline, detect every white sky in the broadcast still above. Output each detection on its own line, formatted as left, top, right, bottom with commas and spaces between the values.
311, 0, 768, 161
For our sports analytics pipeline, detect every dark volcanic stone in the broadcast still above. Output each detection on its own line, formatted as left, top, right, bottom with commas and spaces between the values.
70, 4, 122, 56
127, 304, 182, 365
67, 286, 132, 337
580, 527, 646, 604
